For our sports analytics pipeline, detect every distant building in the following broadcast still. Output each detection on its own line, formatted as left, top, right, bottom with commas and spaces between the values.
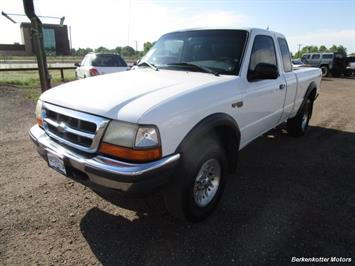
0, 23, 70, 56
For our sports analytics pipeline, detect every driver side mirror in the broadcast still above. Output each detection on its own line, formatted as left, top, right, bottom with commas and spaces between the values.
74, 62, 81, 67
133, 59, 141, 66
248, 63, 278, 81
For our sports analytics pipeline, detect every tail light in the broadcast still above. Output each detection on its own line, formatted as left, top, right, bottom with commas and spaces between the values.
89, 68, 99, 76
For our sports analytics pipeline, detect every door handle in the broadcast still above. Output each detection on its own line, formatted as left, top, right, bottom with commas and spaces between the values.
279, 84, 286, 90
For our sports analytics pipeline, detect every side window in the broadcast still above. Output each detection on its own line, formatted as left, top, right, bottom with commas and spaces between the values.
278, 38, 292, 72
248, 35, 278, 81
322, 54, 333, 59
311, 54, 320, 59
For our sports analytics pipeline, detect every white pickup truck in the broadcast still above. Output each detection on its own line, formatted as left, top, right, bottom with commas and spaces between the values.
29, 28, 321, 222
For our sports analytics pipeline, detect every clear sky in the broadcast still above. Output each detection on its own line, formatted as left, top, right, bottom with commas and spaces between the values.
1, 0, 355, 54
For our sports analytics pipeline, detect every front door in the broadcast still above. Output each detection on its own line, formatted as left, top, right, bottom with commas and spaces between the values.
239, 34, 286, 145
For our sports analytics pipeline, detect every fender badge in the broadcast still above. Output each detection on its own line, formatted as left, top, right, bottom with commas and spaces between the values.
232, 101, 243, 108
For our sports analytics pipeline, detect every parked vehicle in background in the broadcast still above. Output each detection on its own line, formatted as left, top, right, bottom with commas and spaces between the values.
75, 53, 128, 79
292, 58, 305, 69
301, 52, 347, 77
346, 56, 355, 76
30, 28, 321, 222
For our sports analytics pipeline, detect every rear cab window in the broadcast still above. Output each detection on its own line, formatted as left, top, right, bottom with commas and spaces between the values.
277, 38, 292, 72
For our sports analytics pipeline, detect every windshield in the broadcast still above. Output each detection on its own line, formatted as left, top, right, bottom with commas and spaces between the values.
91, 54, 127, 67
140, 30, 248, 75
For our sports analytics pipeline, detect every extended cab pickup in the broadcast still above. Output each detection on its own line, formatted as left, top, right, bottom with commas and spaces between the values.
29, 28, 321, 222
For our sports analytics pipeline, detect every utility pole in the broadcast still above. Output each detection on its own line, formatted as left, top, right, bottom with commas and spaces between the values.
23, 0, 51, 91
127, 0, 131, 46
297, 44, 302, 56
69, 25, 72, 51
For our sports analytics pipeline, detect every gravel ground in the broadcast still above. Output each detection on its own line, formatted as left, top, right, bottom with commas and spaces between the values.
1, 77, 355, 265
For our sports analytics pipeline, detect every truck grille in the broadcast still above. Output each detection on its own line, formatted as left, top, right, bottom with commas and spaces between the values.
42, 102, 109, 153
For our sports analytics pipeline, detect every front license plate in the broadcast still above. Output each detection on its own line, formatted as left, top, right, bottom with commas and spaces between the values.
47, 151, 67, 176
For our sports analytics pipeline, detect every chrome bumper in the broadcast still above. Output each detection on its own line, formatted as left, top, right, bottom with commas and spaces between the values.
29, 125, 180, 193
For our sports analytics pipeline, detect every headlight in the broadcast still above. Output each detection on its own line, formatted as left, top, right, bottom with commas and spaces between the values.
100, 121, 161, 162
102, 121, 138, 148
35, 100, 43, 127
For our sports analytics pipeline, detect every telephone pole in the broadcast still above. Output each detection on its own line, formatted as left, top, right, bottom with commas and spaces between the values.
298, 44, 302, 55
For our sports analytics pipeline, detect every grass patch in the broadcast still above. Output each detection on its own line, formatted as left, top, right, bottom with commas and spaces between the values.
1, 55, 82, 62
0, 69, 76, 101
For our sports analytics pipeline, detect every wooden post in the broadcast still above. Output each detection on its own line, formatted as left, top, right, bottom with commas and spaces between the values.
23, 0, 51, 92
60, 69, 64, 81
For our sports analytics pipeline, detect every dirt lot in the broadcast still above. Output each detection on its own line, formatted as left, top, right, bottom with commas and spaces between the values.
1, 77, 355, 265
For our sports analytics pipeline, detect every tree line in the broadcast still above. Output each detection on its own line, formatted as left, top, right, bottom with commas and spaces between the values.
293, 45, 348, 59
70, 41, 155, 58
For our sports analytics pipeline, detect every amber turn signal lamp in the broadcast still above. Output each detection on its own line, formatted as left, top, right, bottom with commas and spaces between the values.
37, 117, 43, 127
99, 142, 162, 162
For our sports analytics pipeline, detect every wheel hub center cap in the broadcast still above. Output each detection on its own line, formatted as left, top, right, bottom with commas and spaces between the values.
193, 158, 221, 207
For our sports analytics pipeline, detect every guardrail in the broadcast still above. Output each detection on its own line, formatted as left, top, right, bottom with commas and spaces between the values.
0, 66, 76, 81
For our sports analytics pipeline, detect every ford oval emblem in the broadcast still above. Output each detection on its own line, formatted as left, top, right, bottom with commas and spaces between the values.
57, 122, 66, 133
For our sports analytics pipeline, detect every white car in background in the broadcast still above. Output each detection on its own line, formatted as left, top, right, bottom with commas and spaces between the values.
75, 53, 128, 79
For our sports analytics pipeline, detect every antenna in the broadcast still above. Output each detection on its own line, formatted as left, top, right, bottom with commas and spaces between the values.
266, 26, 270, 30
1, 11, 65, 25
1, 11, 17, 23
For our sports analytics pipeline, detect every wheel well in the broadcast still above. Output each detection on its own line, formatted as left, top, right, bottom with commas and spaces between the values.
176, 113, 240, 174
213, 125, 239, 173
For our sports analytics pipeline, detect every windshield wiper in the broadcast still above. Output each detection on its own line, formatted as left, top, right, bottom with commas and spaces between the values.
137, 61, 158, 71
166, 62, 219, 76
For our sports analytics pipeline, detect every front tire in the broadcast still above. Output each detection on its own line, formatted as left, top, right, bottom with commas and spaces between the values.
287, 98, 313, 137
164, 136, 227, 222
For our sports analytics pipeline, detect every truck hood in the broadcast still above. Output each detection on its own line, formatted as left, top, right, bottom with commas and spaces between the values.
40, 68, 230, 122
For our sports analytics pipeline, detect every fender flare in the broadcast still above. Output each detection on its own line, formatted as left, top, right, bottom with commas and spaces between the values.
297, 81, 317, 116
175, 113, 241, 172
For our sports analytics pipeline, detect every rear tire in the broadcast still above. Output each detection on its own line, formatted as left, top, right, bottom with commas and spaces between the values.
287, 98, 313, 137
164, 136, 227, 222
321, 65, 329, 77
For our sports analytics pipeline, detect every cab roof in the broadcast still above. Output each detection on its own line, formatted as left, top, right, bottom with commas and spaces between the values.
165, 27, 286, 39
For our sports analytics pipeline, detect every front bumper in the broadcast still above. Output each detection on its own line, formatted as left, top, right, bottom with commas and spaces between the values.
29, 125, 180, 194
